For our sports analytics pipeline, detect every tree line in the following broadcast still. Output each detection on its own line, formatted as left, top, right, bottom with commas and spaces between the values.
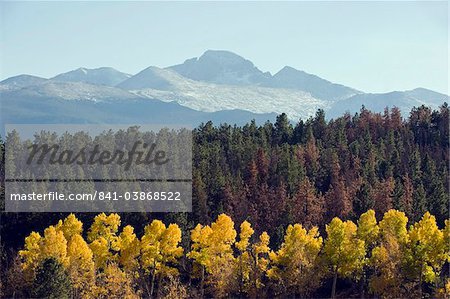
191, 104, 448, 237
3, 210, 449, 298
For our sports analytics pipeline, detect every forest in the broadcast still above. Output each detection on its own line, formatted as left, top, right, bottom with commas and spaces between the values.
0, 104, 449, 298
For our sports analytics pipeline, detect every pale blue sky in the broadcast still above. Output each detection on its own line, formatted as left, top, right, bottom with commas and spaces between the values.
1, 1, 448, 94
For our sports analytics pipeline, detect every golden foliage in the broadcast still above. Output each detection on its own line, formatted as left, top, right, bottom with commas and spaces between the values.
14, 210, 449, 298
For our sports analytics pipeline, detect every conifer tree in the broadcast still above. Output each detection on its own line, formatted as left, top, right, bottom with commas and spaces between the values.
32, 258, 72, 299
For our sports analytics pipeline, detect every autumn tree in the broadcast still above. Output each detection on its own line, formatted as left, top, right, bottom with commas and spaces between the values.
67, 234, 95, 298
188, 214, 237, 298
356, 210, 380, 297
87, 213, 121, 269
140, 220, 183, 298
290, 177, 324, 229
399, 175, 414, 219
235, 221, 254, 296
4, 254, 28, 298
407, 212, 448, 296
19, 231, 42, 284
93, 263, 139, 299
55, 214, 95, 298
370, 209, 410, 297
268, 224, 323, 297
323, 218, 365, 299
323, 151, 352, 220
118, 225, 140, 274
248, 231, 271, 298
372, 177, 395, 218
39, 225, 69, 267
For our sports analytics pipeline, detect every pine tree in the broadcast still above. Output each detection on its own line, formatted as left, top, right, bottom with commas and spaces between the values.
32, 258, 72, 299
291, 177, 324, 229
399, 175, 414, 219
325, 178, 352, 221
372, 177, 395, 218
273, 113, 293, 144
413, 183, 427, 223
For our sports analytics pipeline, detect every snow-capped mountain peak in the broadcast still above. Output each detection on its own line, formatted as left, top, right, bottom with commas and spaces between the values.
169, 50, 270, 86
51, 67, 131, 87
264, 66, 360, 101
1, 49, 447, 125
0, 74, 48, 91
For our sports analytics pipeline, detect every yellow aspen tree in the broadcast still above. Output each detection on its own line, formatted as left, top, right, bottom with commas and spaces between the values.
188, 214, 237, 298
369, 209, 409, 297
93, 263, 139, 299
408, 212, 447, 297
236, 221, 254, 252
267, 224, 323, 297
19, 215, 81, 286
188, 223, 213, 297
357, 209, 380, 249
39, 225, 69, 267
323, 218, 365, 299
20, 225, 71, 296
208, 214, 238, 297
18, 231, 41, 283
67, 234, 96, 299
235, 221, 254, 296
235, 225, 271, 298
54, 214, 96, 297
252, 231, 270, 271
250, 231, 270, 294
87, 213, 121, 269
56, 213, 83, 241
140, 220, 183, 298
356, 209, 380, 298
118, 225, 141, 274
440, 220, 450, 298
444, 220, 450, 257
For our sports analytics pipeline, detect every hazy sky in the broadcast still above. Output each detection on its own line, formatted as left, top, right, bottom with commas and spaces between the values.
1, 1, 448, 94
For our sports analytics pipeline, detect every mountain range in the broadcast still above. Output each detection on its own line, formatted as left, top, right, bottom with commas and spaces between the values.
1, 50, 448, 127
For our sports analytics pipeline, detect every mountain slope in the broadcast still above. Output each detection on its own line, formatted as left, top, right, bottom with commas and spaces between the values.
120, 67, 326, 120
329, 88, 449, 118
117, 66, 174, 90
1, 50, 448, 124
0, 75, 48, 91
10, 81, 138, 101
0, 82, 276, 127
169, 50, 271, 86
52, 67, 131, 86
264, 66, 359, 101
